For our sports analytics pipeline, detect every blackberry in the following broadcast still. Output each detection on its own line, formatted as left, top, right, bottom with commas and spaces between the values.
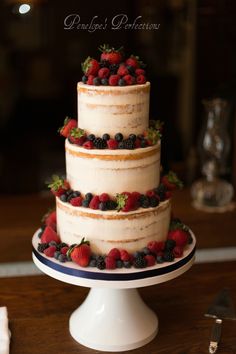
140, 196, 150, 208
57, 242, 68, 250
129, 134, 136, 142
116, 260, 123, 268
37, 243, 49, 253
133, 255, 147, 268
101, 78, 109, 85
115, 133, 123, 142
82, 199, 90, 208
85, 192, 93, 202
123, 138, 135, 150
133, 251, 144, 258
99, 201, 107, 211
82, 75, 87, 83
118, 141, 125, 149
149, 196, 159, 207
127, 65, 135, 74
93, 137, 107, 149
93, 77, 101, 86
102, 133, 110, 141
96, 256, 106, 270
165, 239, 176, 251
118, 78, 126, 86
140, 139, 147, 148
154, 184, 167, 201
99, 60, 109, 68
106, 200, 118, 210
87, 134, 95, 141
109, 63, 119, 74
60, 194, 67, 202
163, 251, 174, 262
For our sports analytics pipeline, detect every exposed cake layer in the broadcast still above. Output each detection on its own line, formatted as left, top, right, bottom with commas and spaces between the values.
57, 198, 171, 254
66, 139, 160, 195
77, 82, 150, 137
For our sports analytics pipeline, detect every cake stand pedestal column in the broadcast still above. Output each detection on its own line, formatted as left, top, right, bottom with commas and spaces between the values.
69, 287, 158, 352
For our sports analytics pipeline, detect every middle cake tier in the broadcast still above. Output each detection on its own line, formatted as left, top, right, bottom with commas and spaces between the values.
65, 139, 161, 195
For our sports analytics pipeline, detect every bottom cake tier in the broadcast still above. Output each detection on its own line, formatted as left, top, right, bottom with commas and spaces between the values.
56, 198, 171, 254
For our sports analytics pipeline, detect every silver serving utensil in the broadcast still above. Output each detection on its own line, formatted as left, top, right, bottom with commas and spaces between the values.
205, 288, 236, 353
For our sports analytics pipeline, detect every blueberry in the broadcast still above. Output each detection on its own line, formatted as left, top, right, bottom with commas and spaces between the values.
116, 260, 123, 268
118, 141, 125, 149
115, 133, 123, 142
106, 200, 118, 210
87, 134, 95, 141
49, 241, 57, 247
156, 255, 164, 263
54, 251, 61, 260
124, 261, 132, 268
60, 194, 67, 202
93, 77, 101, 86
72, 191, 81, 197
118, 78, 126, 86
165, 239, 176, 251
149, 196, 159, 207
129, 134, 136, 142
142, 247, 151, 255
58, 254, 67, 262
85, 192, 93, 201
133, 251, 143, 259
141, 196, 150, 208
102, 133, 110, 141
89, 259, 97, 267
101, 78, 109, 85
82, 75, 87, 83
82, 199, 90, 208
99, 202, 107, 211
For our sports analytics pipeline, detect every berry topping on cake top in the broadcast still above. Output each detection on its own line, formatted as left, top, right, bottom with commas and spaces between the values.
81, 44, 147, 86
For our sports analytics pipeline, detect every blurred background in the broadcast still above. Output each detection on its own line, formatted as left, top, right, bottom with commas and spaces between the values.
0, 0, 236, 194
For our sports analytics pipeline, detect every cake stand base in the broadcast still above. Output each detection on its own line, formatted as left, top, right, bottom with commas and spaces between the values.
69, 287, 158, 352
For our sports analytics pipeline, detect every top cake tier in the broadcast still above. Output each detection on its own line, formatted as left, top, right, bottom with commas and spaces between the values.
77, 82, 150, 138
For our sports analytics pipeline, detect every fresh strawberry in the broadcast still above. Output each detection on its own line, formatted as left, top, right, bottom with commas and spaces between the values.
89, 195, 100, 209
83, 140, 94, 149
105, 256, 116, 269
168, 229, 189, 248
41, 226, 60, 244
68, 127, 87, 146
87, 75, 95, 85
147, 241, 165, 254
61, 246, 69, 255
143, 127, 161, 145
44, 245, 56, 257
107, 248, 120, 260
161, 171, 183, 191
116, 192, 138, 212
99, 193, 110, 202
117, 64, 129, 76
173, 246, 184, 258
135, 68, 145, 76
144, 255, 156, 267
58, 117, 77, 138
109, 74, 120, 86
70, 238, 91, 267
123, 74, 134, 85
125, 55, 139, 68
107, 139, 118, 149
98, 67, 110, 79
131, 192, 141, 206
136, 74, 146, 84
48, 175, 70, 197
70, 196, 83, 206
120, 249, 131, 262
42, 210, 57, 228
82, 57, 100, 76
99, 44, 123, 64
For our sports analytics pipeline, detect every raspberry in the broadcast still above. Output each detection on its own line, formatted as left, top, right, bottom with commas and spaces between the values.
98, 67, 110, 79
146, 190, 156, 198
147, 241, 165, 254
135, 138, 141, 148
61, 246, 69, 255
83, 140, 94, 149
144, 255, 156, 267
117, 64, 129, 76
107, 248, 120, 260
105, 256, 116, 269
123, 74, 134, 85
136, 74, 146, 84
109, 74, 120, 86
87, 75, 95, 85
70, 196, 83, 206
89, 196, 100, 209
173, 246, 184, 258
135, 68, 145, 76
99, 193, 110, 202
120, 249, 130, 262
126, 56, 139, 68
44, 245, 57, 257
107, 139, 118, 149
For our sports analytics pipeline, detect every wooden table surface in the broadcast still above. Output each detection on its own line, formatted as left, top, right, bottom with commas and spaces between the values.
1, 189, 236, 353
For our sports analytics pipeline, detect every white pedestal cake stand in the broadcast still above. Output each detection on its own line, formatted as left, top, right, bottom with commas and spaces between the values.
32, 230, 196, 352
